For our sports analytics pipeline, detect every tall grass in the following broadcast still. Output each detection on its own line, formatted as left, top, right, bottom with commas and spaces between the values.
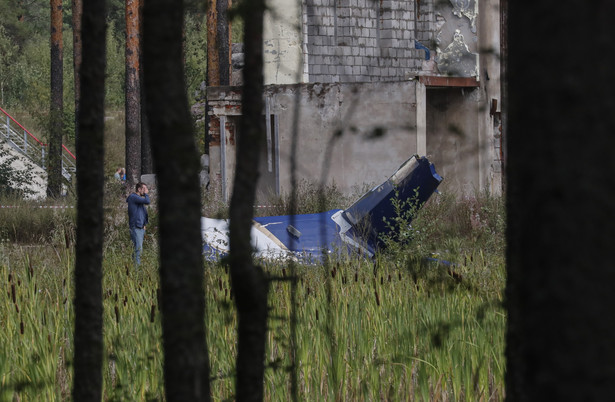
0, 189, 506, 400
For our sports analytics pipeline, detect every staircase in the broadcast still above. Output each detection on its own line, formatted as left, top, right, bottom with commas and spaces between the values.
0, 106, 76, 181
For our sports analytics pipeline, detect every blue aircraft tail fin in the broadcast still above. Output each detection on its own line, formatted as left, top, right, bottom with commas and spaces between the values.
340, 155, 443, 249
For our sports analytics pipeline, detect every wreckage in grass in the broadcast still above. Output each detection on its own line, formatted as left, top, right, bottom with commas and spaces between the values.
202, 155, 443, 262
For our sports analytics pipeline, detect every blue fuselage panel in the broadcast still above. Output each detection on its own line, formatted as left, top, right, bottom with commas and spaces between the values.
253, 210, 344, 254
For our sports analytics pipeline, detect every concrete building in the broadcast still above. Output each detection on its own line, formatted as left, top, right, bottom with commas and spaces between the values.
207, 0, 503, 201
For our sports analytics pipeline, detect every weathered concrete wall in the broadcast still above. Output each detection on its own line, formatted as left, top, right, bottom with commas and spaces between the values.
264, 0, 304, 84
271, 81, 419, 194
425, 0, 503, 195
303, 0, 432, 83
208, 0, 503, 198
259, 0, 483, 83
207, 81, 420, 200
435, 0, 479, 77
426, 88, 480, 194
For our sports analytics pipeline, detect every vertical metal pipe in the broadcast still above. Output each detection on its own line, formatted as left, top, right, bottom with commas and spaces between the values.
274, 114, 280, 195
220, 115, 227, 201
265, 96, 272, 172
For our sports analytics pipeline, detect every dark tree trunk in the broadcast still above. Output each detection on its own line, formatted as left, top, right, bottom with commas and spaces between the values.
72, 0, 82, 143
142, 0, 211, 400
47, 0, 63, 198
125, 0, 141, 189
204, 0, 219, 155
206, 0, 219, 87
72, 0, 106, 399
139, 0, 154, 175
140, 84, 153, 174
506, 1, 615, 399
216, 0, 230, 86
229, 1, 268, 399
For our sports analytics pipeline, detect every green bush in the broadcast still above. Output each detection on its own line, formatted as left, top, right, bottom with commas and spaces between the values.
373, 191, 506, 302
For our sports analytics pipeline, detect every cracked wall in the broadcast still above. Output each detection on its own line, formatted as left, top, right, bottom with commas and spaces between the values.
435, 0, 479, 77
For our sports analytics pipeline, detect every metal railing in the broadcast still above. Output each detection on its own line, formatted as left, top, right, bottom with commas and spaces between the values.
0, 106, 76, 181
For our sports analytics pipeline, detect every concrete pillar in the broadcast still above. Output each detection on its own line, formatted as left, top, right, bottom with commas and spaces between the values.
416, 81, 427, 156
478, 0, 502, 195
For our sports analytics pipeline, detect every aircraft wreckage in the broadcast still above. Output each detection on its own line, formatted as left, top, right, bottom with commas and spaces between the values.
202, 155, 443, 262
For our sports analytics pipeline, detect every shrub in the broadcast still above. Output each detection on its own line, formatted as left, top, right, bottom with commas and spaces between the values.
379, 190, 506, 266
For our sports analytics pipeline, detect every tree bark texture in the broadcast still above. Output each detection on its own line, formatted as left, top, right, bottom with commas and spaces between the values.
142, 0, 211, 400
139, 0, 154, 175
216, 0, 230, 86
47, 0, 63, 197
206, 0, 219, 87
229, 1, 268, 400
72, 0, 82, 142
506, 2, 615, 399
125, 0, 141, 189
72, 0, 106, 399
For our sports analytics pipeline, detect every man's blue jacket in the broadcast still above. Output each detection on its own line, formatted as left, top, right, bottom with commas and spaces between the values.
126, 193, 150, 229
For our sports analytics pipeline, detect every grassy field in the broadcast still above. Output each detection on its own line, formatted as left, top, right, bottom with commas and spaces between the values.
0, 188, 506, 401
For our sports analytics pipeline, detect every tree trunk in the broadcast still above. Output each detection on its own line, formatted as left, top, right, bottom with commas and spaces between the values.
506, 1, 615, 399
72, 0, 106, 399
139, 0, 154, 175
206, 0, 219, 87
125, 0, 141, 189
47, 0, 63, 198
216, 0, 230, 86
229, 1, 268, 399
142, 0, 211, 399
72, 0, 82, 143
204, 0, 219, 156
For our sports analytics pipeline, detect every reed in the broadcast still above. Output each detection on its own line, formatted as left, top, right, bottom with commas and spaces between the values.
0, 190, 506, 400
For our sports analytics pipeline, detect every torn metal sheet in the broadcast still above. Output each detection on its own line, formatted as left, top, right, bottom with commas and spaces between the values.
202, 155, 443, 262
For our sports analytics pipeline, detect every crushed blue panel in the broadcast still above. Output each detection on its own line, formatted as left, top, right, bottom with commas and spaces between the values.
202, 155, 443, 262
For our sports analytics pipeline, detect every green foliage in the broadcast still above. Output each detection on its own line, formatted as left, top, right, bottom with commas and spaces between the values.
378, 188, 425, 251
105, 22, 125, 109
0, 2, 226, 128
0, 31, 47, 110
0, 0, 49, 47
380, 190, 505, 261
184, 12, 207, 105
0, 25, 18, 104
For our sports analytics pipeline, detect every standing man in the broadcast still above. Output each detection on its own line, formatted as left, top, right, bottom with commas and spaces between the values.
127, 182, 150, 265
